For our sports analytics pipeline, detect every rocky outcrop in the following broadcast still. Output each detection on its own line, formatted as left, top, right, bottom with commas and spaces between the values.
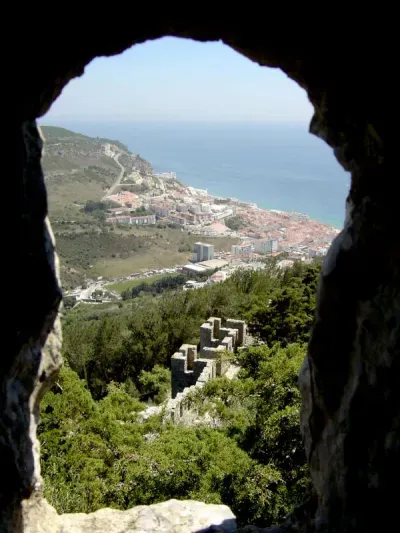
1, 122, 63, 532
23, 497, 236, 533
5, 11, 388, 533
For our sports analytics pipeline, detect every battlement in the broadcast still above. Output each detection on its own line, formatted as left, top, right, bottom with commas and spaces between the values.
171, 317, 247, 398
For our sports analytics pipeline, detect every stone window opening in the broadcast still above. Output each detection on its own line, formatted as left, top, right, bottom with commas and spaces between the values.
5, 20, 388, 533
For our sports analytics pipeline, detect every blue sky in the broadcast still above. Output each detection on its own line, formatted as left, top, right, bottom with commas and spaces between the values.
43, 37, 313, 123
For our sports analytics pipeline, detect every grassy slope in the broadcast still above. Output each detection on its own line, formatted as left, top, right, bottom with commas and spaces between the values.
41, 126, 88, 138
105, 273, 174, 294
91, 227, 236, 278
41, 125, 129, 152
57, 224, 236, 280
42, 126, 121, 219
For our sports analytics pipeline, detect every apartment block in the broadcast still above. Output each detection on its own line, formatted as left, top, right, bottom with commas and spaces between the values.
193, 242, 214, 262
253, 239, 278, 255
231, 244, 253, 255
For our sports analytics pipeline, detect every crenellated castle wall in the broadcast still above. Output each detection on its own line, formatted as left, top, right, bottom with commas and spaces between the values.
170, 317, 247, 399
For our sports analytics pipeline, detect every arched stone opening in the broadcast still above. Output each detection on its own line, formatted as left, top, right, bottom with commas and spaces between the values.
5, 16, 388, 533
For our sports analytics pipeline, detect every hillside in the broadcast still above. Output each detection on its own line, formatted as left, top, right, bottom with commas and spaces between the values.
42, 126, 151, 214
41, 126, 237, 289
39, 260, 319, 527
42, 125, 129, 149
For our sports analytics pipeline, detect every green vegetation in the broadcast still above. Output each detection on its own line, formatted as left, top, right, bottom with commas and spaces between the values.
40, 366, 283, 520
120, 183, 150, 194
39, 260, 320, 527
55, 225, 237, 288
56, 230, 148, 274
41, 125, 129, 152
115, 271, 214, 299
83, 200, 109, 214
39, 127, 319, 526
132, 206, 152, 216
60, 259, 319, 400
249, 260, 320, 346
225, 215, 246, 231
41, 126, 88, 139
106, 273, 174, 294
81, 202, 152, 221
187, 342, 310, 522
120, 274, 187, 300
39, 343, 308, 526
178, 243, 192, 252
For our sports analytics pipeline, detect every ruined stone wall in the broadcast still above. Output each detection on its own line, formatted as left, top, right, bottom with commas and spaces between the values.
171, 317, 247, 398
164, 363, 214, 424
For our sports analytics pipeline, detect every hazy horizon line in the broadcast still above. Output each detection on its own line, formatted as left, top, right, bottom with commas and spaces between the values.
40, 118, 312, 126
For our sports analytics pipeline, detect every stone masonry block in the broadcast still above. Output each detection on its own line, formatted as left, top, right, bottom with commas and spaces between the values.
171, 352, 187, 372
171, 317, 247, 400
200, 323, 213, 350
219, 327, 238, 349
201, 347, 219, 360
207, 317, 221, 338
226, 319, 247, 345
187, 345, 197, 370
178, 345, 189, 358
221, 336, 233, 352
200, 324, 220, 354
193, 358, 208, 378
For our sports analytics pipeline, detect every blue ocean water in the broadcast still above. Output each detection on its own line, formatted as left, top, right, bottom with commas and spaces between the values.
42, 121, 350, 228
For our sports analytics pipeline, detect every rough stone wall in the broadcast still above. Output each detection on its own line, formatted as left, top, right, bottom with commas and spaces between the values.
165, 363, 214, 424
226, 319, 247, 345
170, 345, 208, 398
199, 317, 246, 356
298, 150, 394, 531
23, 497, 236, 533
2, 122, 62, 532
200, 321, 221, 354
171, 318, 247, 398
5, 14, 389, 533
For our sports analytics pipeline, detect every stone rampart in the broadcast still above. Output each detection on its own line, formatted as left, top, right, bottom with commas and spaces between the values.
171, 317, 247, 399
165, 363, 213, 424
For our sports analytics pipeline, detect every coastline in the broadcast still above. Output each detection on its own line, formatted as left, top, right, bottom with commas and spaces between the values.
149, 165, 346, 230
43, 124, 340, 292
209, 192, 341, 231
105, 150, 340, 262
42, 120, 349, 229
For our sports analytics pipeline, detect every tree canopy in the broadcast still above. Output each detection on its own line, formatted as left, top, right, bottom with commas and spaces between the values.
39, 259, 320, 527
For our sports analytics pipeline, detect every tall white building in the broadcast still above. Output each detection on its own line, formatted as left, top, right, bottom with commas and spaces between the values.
254, 239, 278, 255
193, 242, 215, 262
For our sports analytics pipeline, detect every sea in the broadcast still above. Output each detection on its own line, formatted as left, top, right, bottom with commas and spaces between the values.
41, 121, 350, 229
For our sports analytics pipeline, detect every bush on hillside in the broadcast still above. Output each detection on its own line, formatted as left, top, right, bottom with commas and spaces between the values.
40, 260, 320, 525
